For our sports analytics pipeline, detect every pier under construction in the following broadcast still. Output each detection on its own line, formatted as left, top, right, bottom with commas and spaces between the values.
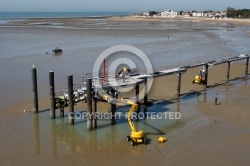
31, 54, 249, 146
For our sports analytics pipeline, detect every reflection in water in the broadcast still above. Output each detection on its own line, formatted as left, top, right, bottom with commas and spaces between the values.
32, 96, 203, 155
130, 146, 144, 155
225, 86, 229, 101
34, 114, 40, 156
33, 112, 121, 155
51, 119, 57, 156
197, 91, 207, 103
69, 125, 77, 153
204, 90, 207, 102
176, 99, 180, 113
245, 78, 248, 86
58, 118, 79, 153
53, 52, 63, 56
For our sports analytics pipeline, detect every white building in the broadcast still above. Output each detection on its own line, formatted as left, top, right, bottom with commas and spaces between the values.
142, 12, 149, 16
192, 12, 204, 17
161, 10, 178, 18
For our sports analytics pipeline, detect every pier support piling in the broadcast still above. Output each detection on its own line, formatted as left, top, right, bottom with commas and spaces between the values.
87, 78, 93, 130
204, 64, 209, 88
246, 58, 249, 76
111, 102, 116, 125
227, 61, 231, 82
68, 75, 74, 125
215, 95, 218, 105
32, 67, 39, 113
60, 106, 64, 117
144, 78, 148, 116
135, 84, 140, 120
93, 96, 97, 129
177, 73, 182, 97
49, 71, 56, 119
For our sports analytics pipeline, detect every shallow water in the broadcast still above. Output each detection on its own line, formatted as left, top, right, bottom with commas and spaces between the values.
0, 90, 210, 163
1, 78, 248, 165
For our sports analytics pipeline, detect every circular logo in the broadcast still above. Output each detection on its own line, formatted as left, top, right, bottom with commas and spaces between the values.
92, 45, 154, 103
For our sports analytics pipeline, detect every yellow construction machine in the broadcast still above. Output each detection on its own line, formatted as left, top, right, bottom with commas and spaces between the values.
100, 87, 146, 146
116, 67, 128, 77
117, 97, 147, 146
95, 86, 167, 146
192, 70, 206, 85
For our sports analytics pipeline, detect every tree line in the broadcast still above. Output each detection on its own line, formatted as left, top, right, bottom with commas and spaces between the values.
147, 7, 250, 18
226, 7, 250, 18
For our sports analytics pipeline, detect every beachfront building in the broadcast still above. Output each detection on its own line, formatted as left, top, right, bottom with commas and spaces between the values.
204, 12, 214, 18
161, 10, 178, 18
213, 13, 227, 19
192, 12, 204, 17
142, 12, 149, 16
182, 12, 191, 17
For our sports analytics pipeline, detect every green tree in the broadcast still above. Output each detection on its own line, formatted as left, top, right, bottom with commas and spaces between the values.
148, 11, 158, 16
226, 7, 250, 18
226, 7, 236, 18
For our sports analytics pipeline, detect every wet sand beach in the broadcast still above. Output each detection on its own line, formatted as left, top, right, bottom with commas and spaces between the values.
0, 63, 249, 165
0, 17, 250, 165
3, 16, 250, 27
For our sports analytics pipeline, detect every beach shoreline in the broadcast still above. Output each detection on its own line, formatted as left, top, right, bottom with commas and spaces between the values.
1, 15, 250, 28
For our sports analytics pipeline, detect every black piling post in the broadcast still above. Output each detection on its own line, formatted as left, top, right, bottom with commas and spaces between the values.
60, 97, 66, 117
32, 67, 39, 113
68, 75, 74, 125
111, 102, 116, 125
49, 71, 56, 119
246, 58, 249, 76
215, 93, 218, 105
204, 64, 209, 88
227, 61, 231, 82
177, 73, 182, 97
135, 84, 140, 120
93, 96, 97, 129
86, 78, 93, 130
144, 78, 148, 116
60, 106, 64, 117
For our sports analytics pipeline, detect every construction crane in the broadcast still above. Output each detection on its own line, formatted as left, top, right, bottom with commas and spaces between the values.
104, 86, 167, 145
117, 97, 147, 146
100, 87, 147, 146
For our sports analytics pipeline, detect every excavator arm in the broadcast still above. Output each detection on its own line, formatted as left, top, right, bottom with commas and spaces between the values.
96, 87, 146, 146
117, 97, 138, 133
116, 67, 132, 77
116, 67, 127, 77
